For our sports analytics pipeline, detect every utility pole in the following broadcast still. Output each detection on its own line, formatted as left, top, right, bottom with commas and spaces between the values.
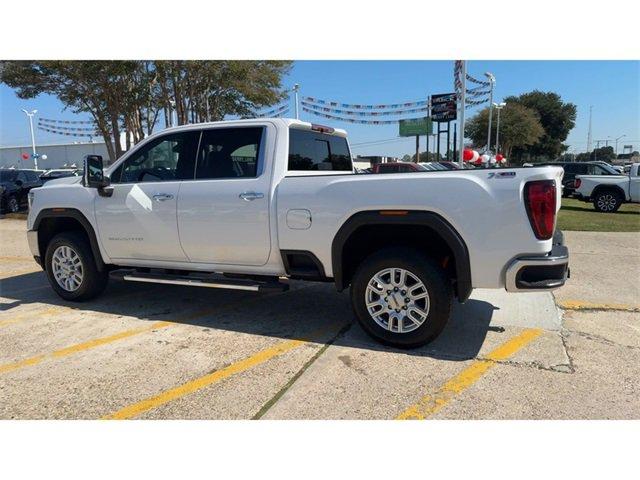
457, 61, 466, 167
615, 134, 626, 155
485, 72, 496, 153
587, 105, 593, 153
293, 84, 300, 120
493, 102, 506, 153
21, 109, 38, 170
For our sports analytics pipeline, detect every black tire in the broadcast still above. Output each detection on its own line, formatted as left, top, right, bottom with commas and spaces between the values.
7, 195, 19, 213
44, 231, 108, 301
350, 247, 453, 349
593, 190, 622, 213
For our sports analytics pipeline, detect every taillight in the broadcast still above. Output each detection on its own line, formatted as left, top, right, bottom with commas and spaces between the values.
524, 180, 556, 240
574, 178, 581, 188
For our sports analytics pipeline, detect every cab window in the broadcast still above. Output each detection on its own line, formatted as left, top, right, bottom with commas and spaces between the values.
195, 127, 263, 179
111, 132, 199, 184
288, 129, 352, 171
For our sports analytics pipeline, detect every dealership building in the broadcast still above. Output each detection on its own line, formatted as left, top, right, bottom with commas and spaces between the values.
0, 141, 110, 170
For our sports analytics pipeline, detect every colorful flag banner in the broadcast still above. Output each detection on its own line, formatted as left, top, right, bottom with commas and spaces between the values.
38, 121, 97, 132
38, 125, 98, 137
302, 106, 404, 125
303, 97, 428, 110
39, 117, 95, 125
301, 100, 429, 117
255, 103, 289, 117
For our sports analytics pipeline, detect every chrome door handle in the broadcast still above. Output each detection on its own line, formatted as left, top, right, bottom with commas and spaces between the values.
239, 191, 264, 201
153, 193, 174, 202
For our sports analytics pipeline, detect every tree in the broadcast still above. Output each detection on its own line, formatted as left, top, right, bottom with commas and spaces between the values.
1, 60, 292, 161
504, 90, 576, 161
412, 151, 443, 162
401, 154, 412, 162
464, 103, 544, 158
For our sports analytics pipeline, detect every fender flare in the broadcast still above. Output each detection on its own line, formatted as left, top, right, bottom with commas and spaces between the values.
591, 184, 626, 201
331, 210, 472, 301
33, 208, 106, 271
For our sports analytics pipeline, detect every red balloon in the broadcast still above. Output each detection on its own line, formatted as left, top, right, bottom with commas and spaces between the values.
463, 148, 474, 161
474, 158, 483, 165
495, 154, 504, 161
21, 153, 29, 160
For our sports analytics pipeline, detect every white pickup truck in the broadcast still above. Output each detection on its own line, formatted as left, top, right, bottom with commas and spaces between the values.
574, 163, 640, 212
26, 118, 569, 348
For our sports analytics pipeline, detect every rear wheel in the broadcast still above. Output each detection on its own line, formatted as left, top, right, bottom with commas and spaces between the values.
593, 190, 621, 213
7, 195, 19, 213
350, 247, 453, 349
44, 231, 108, 301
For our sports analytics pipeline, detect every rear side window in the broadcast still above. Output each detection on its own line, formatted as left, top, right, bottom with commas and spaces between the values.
288, 129, 352, 171
196, 127, 263, 179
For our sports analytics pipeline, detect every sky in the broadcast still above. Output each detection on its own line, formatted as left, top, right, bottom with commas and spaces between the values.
1, 60, 638, 158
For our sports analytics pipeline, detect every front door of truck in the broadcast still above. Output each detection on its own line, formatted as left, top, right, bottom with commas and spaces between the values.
177, 125, 272, 266
94, 131, 199, 262
630, 165, 640, 201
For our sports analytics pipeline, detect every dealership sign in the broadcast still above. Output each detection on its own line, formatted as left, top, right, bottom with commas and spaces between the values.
399, 117, 433, 137
431, 92, 457, 122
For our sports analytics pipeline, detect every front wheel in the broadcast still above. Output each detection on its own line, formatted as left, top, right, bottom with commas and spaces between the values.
44, 231, 108, 301
350, 247, 453, 349
593, 190, 621, 213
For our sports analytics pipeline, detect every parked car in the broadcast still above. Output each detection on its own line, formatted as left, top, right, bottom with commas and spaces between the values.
438, 161, 462, 170
27, 118, 568, 348
574, 162, 640, 212
418, 162, 449, 171
371, 162, 428, 173
539, 161, 619, 197
0, 169, 43, 213
40, 168, 80, 183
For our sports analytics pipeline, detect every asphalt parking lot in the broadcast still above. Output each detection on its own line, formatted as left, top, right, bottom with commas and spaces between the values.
1, 216, 639, 419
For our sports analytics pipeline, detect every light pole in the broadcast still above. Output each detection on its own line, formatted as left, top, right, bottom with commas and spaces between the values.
293, 84, 300, 120
493, 102, 506, 153
615, 134, 626, 155
21, 109, 38, 169
484, 72, 495, 153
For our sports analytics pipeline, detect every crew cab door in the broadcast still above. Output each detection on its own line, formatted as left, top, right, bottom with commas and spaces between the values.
177, 125, 272, 265
94, 131, 199, 262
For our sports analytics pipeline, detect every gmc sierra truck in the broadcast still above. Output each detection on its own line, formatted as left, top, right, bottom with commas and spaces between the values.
26, 118, 569, 348
574, 163, 640, 212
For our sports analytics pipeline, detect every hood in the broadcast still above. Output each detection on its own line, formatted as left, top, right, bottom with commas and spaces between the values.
41, 176, 83, 187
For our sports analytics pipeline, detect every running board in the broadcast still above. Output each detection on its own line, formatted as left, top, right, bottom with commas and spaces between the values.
110, 270, 289, 292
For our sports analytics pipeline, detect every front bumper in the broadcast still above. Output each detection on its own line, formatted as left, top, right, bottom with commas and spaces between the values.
27, 229, 42, 267
505, 230, 569, 292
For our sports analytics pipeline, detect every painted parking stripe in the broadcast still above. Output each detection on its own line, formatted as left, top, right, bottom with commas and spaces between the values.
0, 307, 60, 328
0, 321, 173, 374
396, 328, 542, 420
103, 321, 345, 420
558, 300, 640, 312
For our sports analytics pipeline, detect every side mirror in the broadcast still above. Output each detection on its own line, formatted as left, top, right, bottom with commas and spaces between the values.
83, 155, 108, 188
83, 155, 112, 196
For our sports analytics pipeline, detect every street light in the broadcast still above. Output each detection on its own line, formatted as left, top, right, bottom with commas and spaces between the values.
484, 72, 496, 153
615, 134, 626, 155
21, 109, 38, 169
292, 83, 300, 120
493, 102, 506, 154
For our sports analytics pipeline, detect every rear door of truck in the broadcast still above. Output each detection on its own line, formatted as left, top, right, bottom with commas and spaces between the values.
176, 123, 273, 265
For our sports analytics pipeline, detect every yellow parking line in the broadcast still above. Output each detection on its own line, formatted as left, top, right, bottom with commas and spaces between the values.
103, 338, 308, 420
0, 303, 230, 375
558, 300, 640, 312
0, 307, 60, 328
396, 328, 542, 420
0, 321, 173, 375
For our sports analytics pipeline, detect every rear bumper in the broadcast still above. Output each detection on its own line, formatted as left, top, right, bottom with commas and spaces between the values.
505, 230, 569, 292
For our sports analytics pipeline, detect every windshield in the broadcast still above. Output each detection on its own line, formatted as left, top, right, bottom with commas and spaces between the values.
0, 170, 17, 182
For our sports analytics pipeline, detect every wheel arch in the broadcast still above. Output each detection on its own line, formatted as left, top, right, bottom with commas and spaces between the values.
331, 210, 472, 301
592, 184, 626, 201
33, 208, 106, 271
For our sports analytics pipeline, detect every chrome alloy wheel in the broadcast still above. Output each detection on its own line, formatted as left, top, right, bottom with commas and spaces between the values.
597, 194, 617, 212
51, 245, 84, 292
365, 267, 430, 334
